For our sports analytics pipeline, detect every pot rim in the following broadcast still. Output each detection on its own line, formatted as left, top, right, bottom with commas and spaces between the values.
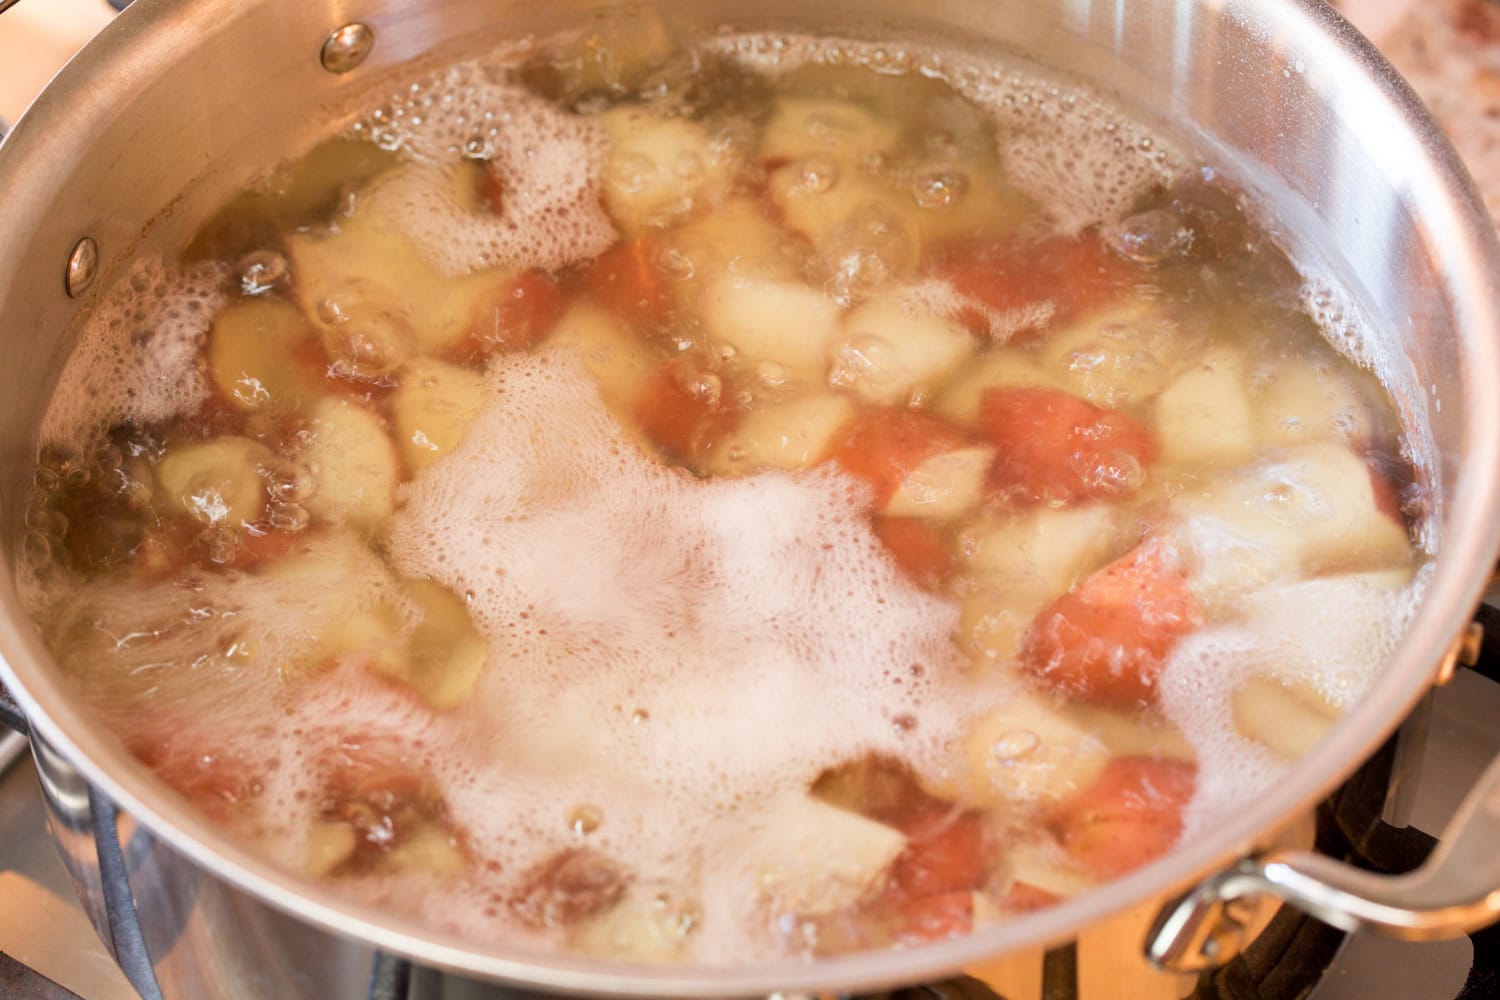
2, 0, 1500, 995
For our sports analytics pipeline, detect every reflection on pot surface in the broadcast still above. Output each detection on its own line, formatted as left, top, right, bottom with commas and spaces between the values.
15, 26, 1431, 964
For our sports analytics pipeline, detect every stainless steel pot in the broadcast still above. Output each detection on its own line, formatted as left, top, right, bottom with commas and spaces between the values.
2, 0, 1500, 997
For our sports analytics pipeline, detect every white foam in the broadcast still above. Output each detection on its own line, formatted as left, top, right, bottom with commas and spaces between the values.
713, 33, 1183, 234
350, 62, 617, 275
40, 257, 226, 449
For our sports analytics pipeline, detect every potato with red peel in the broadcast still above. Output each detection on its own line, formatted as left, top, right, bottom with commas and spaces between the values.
978, 386, 1157, 507
1050, 756, 1197, 878
1021, 538, 1202, 708
829, 407, 975, 507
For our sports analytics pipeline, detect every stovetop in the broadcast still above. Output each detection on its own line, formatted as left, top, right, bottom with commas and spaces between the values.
5, 1, 1500, 998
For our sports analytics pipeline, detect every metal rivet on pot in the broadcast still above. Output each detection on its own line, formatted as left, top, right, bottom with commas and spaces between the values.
321, 23, 375, 75
65, 237, 98, 299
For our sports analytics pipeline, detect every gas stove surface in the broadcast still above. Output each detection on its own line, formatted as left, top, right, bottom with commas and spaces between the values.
3, 2, 1500, 998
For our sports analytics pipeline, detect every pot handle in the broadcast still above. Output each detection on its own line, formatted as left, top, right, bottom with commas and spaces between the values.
1146, 750, 1500, 972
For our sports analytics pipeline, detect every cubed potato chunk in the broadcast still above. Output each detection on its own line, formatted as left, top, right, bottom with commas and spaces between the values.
831, 296, 976, 405
287, 176, 513, 361
709, 392, 855, 473
1038, 298, 1196, 409
207, 299, 321, 412
391, 359, 489, 473
549, 303, 658, 413
1004, 841, 1095, 900
738, 794, 906, 916
701, 275, 841, 382
1174, 442, 1410, 602
384, 824, 466, 876
600, 108, 735, 233
297, 397, 399, 529
759, 97, 902, 163
305, 820, 359, 877
959, 589, 1050, 667
155, 437, 276, 527
1232, 675, 1339, 760
570, 886, 696, 963
767, 166, 921, 272
369, 579, 487, 710
963, 692, 1111, 806
1254, 361, 1375, 448
960, 504, 1122, 601
885, 446, 994, 521
933, 348, 1064, 426
664, 198, 796, 291
1154, 345, 1255, 466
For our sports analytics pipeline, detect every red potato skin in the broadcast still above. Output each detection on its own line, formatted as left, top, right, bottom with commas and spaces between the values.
830, 408, 975, 506
1021, 538, 1201, 708
930, 231, 1137, 337
129, 733, 259, 824
894, 891, 975, 945
452, 270, 567, 364
1003, 881, 1062, 913
1050, 756, 1197, 879
978, 386, 1157, 507
873, 517, 955, 591
633, 363, 738, 464
577, 236, 674, 330
871, 805, 993, 944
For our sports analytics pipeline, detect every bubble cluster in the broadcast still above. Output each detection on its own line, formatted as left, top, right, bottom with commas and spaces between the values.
349, 62, 617, 275
40, 258, 226, 449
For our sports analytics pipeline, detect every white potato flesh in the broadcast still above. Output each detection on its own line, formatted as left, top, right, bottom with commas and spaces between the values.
370, 579, 488, 711
963, 692, 1111, 806
287, 179, 511, 359
701, 274, 842, 382
1154, 345, 1256, 466
960, 504, 1121, 601
758, 97, 902, 163
304, 821, 359, 877
391, 358, 489, 473
155, 437, 276, 527
739, 793, 906, 916
1173, 442, 1410, 603
709, 392, 856, 474
959, 590, 1050, 667
208, 299, 321, 412
600, 108, 736, 233
933, 348, 1065, 426
548, 302, 658, 418
297, 397, 399, 529
1232, 675, 1339, 761
570, 886, 694, 963
1254, 361, 1375, 448
664, 198, 796, 291
1005, 842, 1095, 900
383, 825, 466, 876
1038, 298, 1196, 410
885, 446, 994, 521
831, 296, 976, 405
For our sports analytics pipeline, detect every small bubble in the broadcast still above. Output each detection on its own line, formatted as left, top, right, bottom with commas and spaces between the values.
238, 251, 288, 296
568, 804, 603, 835
991, 729, 1041, 761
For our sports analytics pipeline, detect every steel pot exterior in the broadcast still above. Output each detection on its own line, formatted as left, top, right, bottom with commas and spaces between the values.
1, 0, 1499, 997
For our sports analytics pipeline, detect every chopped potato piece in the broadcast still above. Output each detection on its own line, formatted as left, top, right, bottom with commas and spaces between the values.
286, 177, 512, 361
933, 348, 1064, 426
1154, 345, 1255, 466
391, 359, 489, 473
1038, 298, 1197, 410
759, 97, 902, 163
960, 505, 1122, 600
739, 793, 906, 916
384, 824, 467, 876
599, 107, 736, 233
959, 590, 1050, 667
155, 437, 276, 527
570, 885, 696, 962
963, 692, 1111, 806
1174, 442, 1411, 604
832, 296, 976, 405
369, 579, 487, 710
297, 397, 399, 529
1233, 675, 1339, 760
885, 446, 993, 520
1005, 842, 1095, 900
664, 198, 797, 292
550, 303, 657, 414
701, 275, 841, 382
708, 392, 855, 474
207, 299, 321, 412
1254, 361, 1375, 448
305, 820, 359, 877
